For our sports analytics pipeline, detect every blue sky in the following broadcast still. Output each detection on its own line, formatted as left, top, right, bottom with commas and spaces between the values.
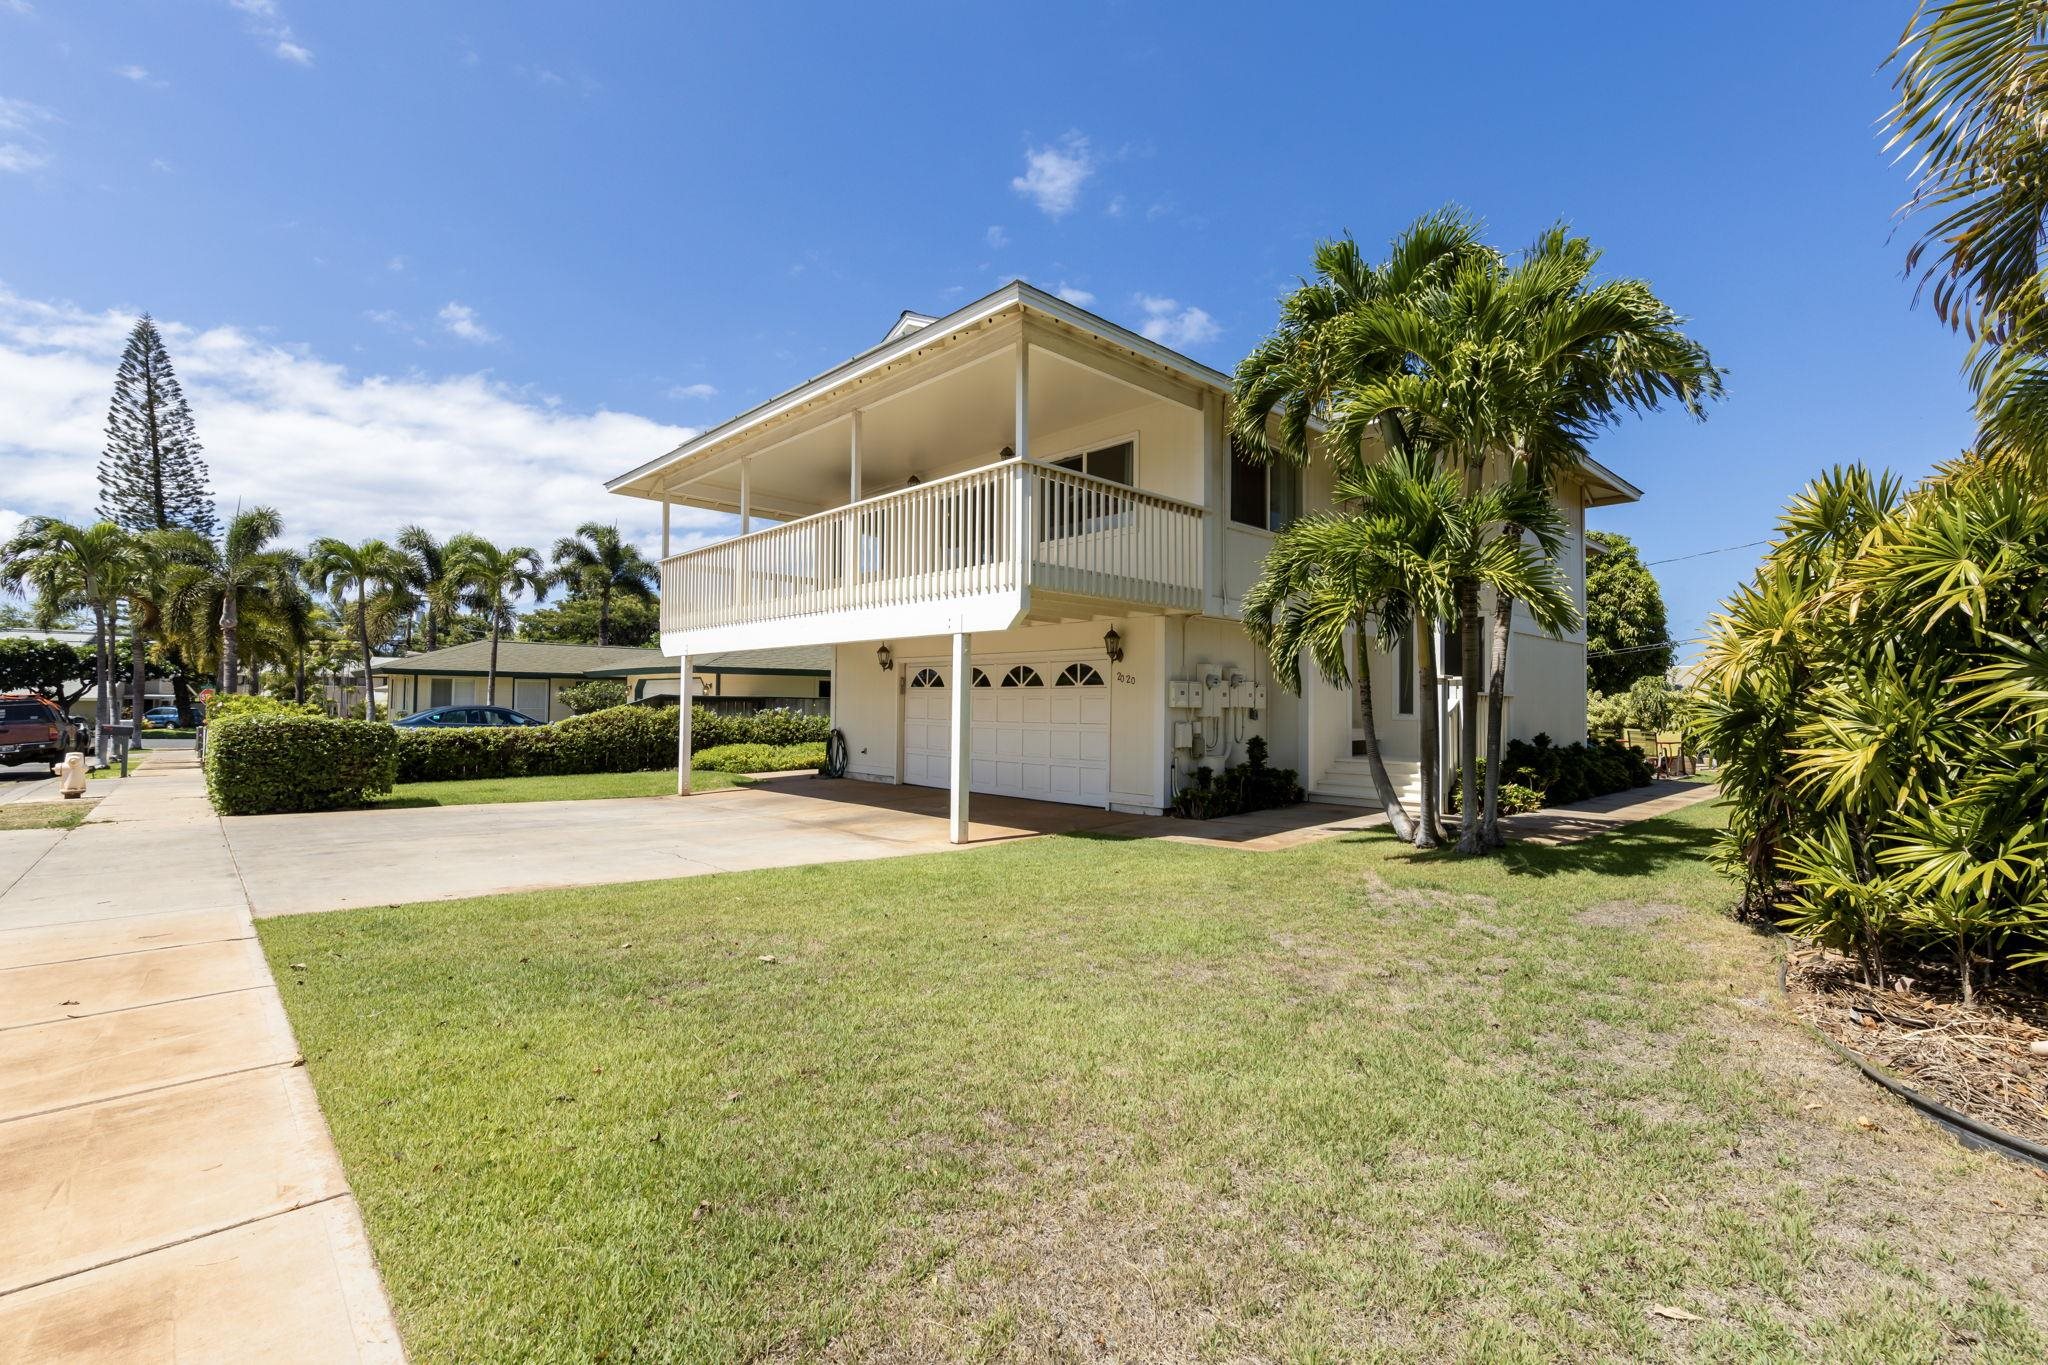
0, 2, 1975, 652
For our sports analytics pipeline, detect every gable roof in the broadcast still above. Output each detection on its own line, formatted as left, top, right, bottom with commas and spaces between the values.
375, 639, 830, 680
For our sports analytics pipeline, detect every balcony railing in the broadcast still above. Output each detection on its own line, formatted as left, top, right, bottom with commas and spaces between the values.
660, 459, 1204, 637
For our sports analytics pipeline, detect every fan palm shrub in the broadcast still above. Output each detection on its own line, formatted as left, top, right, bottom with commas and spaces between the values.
1695, 454, 2048, 1001
156, 507, 300, 696
549, 522, 657, 647
305, 537, 412, 720
447, 534, 545, 704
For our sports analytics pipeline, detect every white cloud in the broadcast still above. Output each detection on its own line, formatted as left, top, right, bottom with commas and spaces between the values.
1105, 195, 1126, 219
985, 225, 1009, 249
149, 156, 174, 174
0, 95, 54, 132
0, 285, 708, 555
114, 64, 158, 84
1134, 295, 1219, 349
668, 382, 718, 401
385, 255, 407, 273
1054, 283, 1095, 307
227, 0, 312, 65
0, 143, 47, 173
1010, 132, 1093, 219
437, 301, 496, 344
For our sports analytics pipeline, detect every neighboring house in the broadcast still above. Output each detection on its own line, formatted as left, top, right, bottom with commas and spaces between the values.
375, 639, 828, 719
584, 644, 832, 715
2, 626, 175, 719
607, 280, 1638, 837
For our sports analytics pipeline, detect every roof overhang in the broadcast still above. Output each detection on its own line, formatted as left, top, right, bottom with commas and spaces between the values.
607, 280, 1235, 502
1578, 454, 1643, 508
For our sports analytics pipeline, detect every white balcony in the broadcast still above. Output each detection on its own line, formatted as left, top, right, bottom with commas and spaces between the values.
660, 458, 1204, 652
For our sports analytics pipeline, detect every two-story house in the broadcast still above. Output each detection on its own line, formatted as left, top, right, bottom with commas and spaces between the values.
607, 282, 1638, 840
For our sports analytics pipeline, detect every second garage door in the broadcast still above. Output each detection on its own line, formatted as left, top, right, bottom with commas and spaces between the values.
901, 656, 1111, 805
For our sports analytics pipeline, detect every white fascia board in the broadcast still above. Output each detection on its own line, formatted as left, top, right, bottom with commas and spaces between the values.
1578, 453, 1643, 506
608, 281, 1236, 498
662, 590, 1027, 657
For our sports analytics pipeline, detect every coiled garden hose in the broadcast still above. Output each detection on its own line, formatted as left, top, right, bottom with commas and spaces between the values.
820, 728, 850, 779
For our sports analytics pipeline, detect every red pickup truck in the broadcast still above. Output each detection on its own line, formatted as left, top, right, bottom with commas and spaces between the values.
0, 693, 84, 768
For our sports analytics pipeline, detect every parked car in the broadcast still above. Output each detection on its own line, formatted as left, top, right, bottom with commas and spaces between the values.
393, 705, 546, 729
141, 706, 184, 728
0, 693, 84, 768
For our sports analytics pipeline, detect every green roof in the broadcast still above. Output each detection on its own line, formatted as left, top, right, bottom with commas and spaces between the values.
584, 645, 833, 678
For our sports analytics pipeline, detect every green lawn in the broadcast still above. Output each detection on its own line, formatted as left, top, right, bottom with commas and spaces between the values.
0, 800, 91, 830
260, 802, 2048, 1362
366, 767, 749, 808
89, 751, 150, 779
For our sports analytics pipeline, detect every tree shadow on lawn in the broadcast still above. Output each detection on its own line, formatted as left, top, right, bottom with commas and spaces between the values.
1345, 812, 1723, 882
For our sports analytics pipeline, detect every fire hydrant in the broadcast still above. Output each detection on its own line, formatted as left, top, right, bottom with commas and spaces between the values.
59, 752, 87, 799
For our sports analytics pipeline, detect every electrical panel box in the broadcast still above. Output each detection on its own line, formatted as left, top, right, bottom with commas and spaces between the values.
1173, 719, 1194, 751
1250, 682, 1268, 711
1228, 674, 1254, 708
1166, 679, 1199, 709
1199, 674, 1225, 717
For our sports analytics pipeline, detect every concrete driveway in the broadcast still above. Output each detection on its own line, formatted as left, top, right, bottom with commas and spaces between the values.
223, 775, 1391, 917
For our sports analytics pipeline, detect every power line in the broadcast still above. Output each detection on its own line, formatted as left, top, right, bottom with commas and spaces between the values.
1586, 637, 1704, 660
1643, 539, 1770, 567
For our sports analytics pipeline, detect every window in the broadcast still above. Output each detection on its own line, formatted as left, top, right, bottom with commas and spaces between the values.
1052, 440, 1134, 486
971, 668, 992, 687
1396, 625, 1415, 716
429, 678, 452, 708
1055, 662, 1104, 687
1229, 437, 1302, 532
908, 667, 944, 689
1000, 665, 1044, 688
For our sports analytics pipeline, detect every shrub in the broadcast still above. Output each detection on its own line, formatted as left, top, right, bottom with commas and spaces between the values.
691, 742, 826, 773
388, 704, 830, 783
1171, 736, 1303, 819
204, 714, 398, 815
1497, 782, 1544, 815
206, 693, 325, 722
557, 679, 629, 715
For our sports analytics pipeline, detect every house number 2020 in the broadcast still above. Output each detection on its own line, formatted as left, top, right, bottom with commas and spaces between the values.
1116, 670, 1136, 685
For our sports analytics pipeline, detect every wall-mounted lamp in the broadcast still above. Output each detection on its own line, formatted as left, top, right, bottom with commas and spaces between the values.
876, 644, 894, 672
1103, 627, 1124, 664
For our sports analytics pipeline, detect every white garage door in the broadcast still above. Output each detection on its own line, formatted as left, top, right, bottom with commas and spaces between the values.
902, 656, 1110, 805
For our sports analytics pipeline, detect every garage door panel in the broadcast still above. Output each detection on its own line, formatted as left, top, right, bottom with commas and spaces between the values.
903, 655, 1109, 807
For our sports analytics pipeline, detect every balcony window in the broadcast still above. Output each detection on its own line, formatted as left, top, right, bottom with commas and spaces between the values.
1053, 441, 1133, 486
1229, 438, 1301, 532
1043, 440, 1135, 541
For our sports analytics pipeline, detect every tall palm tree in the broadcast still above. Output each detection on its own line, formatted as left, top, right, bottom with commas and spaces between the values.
548, 522, 657, 646
447, 534, 545, 704
157, 507, 299, 697
396, 524, 457, 652
1, 518, 136, 761
304, 537, 412, 720
1316, 222, 1719, 850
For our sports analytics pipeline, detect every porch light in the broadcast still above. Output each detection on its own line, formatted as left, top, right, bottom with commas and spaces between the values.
876, 644, 894, 672
1103, 627, 1123, 664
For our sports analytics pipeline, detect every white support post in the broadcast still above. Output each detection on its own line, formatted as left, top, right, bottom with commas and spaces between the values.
949, 631, 972, 844
846, 411, 862, 598
1012, 335, 1031, 584
676, 654, 692, 795
660, 498, 671, 560
735, 459, 751, 613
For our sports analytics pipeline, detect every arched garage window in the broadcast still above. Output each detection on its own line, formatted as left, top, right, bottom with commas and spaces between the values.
1000, 665, 1044, 688
908, 667, 944, 688
1055, 663, 1104, 686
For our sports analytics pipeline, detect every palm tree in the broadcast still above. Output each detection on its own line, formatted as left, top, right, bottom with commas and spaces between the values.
1313, 220, 1719, 850
1, 518, 136, 761
1884, 2, 2048, 455
447, 534, 545, 704
304, 537, 412, 720
397, 525, 458, 652
157, 507, 299, 697
548, 522, 656, 647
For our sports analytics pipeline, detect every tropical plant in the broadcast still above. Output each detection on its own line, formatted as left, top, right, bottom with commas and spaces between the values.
0, 518, 137, 760
304, 537, 413, 720
447, 534, 545, 705
1237, 211, 1718, 852
1694, 455, 2048, 1002
396, 525, 458, 652
1884, 1, 2048, 457
156, 507, 300, 696
549, 523, 657, 646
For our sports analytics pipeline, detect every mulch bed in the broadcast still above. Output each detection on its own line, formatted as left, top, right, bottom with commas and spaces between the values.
1784, 947, 2048, 1147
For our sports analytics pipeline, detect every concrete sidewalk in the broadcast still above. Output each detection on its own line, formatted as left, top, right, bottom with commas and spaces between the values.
0, 748, 402, 1362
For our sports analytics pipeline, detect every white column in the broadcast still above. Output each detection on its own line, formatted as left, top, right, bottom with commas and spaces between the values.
949, 631, 972, 844
676, 654, 692, 795
846, 412, 862, 602
661, 499, 671, 560
1012, 335, 1032, 586
738, 458, 752, 534
849, 411, 862, 505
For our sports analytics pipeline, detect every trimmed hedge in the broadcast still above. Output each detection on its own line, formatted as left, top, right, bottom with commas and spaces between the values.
206, 693, 325, 722
392, 705, 833, 783
557, 679, 628, 715
691, 742, 826, 773
204, 715, 398, 815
